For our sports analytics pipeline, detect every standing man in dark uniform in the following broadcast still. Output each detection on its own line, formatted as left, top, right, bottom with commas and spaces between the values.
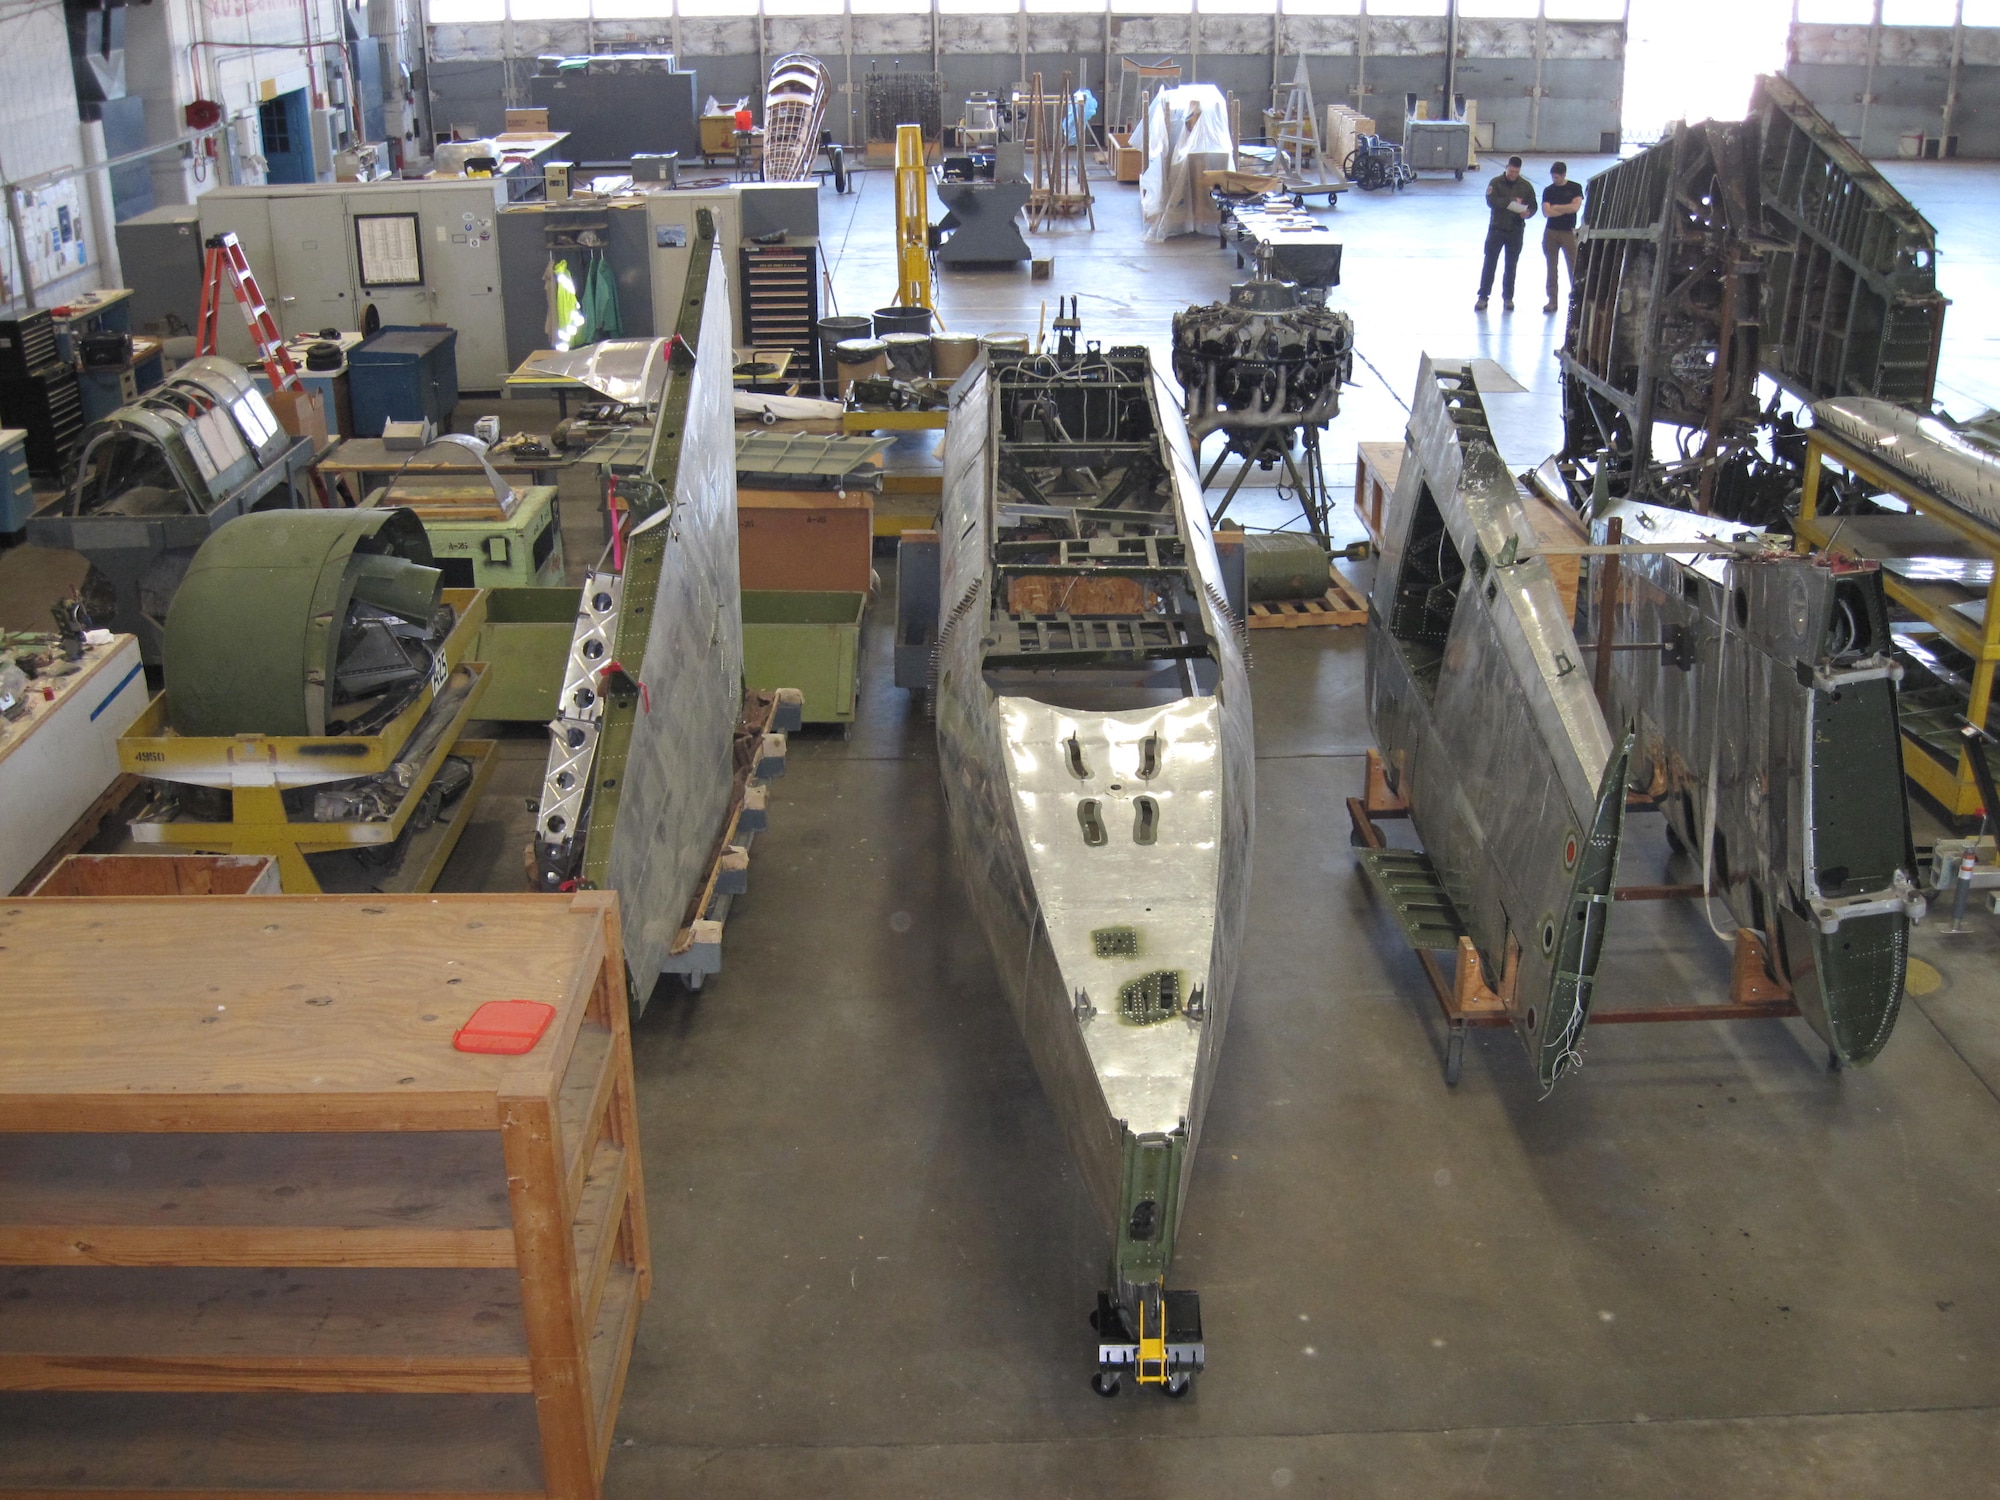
1542, 161, 1585, 314
1477, 156, 1537, 312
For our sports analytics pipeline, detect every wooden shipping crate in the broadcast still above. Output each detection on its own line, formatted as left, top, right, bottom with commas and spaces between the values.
30, 853, 280, 896
738, 487, 875, 593
1355, 439, 1404, 550
0, 891, 646, 1500
1108, 130, 1144, 183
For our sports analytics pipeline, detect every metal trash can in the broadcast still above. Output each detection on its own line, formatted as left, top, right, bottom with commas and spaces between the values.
872, 305, 933, 338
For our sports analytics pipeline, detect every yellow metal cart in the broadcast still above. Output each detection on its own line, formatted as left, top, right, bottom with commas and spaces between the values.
117, 588, 497, 892
1796, 426, 2000, 817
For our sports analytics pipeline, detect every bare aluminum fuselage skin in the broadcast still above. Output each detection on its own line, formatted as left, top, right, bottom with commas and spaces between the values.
1589, 501, 1921, 1065
1367, 357, 1626, 1090
1812, 397, 2000, 535
934, 352, 1253, 1295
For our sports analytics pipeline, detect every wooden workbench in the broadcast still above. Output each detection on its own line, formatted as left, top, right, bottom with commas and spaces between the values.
0, 890, 646, 1500
316, 436, 563, 505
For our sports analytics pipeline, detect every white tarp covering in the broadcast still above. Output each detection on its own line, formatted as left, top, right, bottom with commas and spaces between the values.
1139, 85, 1235, 243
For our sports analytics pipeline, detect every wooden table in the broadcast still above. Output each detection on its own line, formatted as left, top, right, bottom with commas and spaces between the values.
316, 437, 563, 508
0, 890, 646, 1500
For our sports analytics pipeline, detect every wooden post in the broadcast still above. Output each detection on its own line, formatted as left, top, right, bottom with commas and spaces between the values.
500, 1092, 598, 1498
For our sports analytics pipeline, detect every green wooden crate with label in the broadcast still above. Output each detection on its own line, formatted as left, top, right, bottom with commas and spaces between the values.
475, 584, 583, 722
366, 484, 564, 590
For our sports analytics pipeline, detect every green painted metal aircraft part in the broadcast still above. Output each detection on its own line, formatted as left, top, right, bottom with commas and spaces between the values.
163, 507, 437, 738
1533, 733, 1634, 1092
1114, 1128, 1186, 1288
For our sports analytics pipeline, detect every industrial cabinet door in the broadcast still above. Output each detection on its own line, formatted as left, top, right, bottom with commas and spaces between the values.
270, 195, 356, 337
348, 188, 437, 334
415, 186, 506, 389
648, 191, 741, 341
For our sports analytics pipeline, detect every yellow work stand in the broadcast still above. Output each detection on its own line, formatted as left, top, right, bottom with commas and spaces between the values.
843, 408, 949, 434
1796, 429, 2000, 817
118, 589, 498, 892
874, 471, 942, 538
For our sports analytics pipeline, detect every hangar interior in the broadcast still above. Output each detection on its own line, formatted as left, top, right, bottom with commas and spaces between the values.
0, 2, 1997, 1496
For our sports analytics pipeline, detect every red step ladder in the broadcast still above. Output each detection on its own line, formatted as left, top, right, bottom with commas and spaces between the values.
196, 232, 302, 395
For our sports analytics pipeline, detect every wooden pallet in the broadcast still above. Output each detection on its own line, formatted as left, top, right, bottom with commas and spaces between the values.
663, 687, 802, 988
0, 891, 647, 1500
1247, 563, 1368, 629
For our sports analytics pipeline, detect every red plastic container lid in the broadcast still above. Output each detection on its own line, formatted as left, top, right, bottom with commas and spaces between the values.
453, 999, 557, 1055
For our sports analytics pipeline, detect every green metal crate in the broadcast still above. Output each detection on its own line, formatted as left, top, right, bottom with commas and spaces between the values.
741, 589, 865, 724
370, 485, 565, 590
474, 585, 582, 722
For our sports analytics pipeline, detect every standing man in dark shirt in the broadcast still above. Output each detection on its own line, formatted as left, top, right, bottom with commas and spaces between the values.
1477, 155, 1537, 312
1541, 161, 1585, 314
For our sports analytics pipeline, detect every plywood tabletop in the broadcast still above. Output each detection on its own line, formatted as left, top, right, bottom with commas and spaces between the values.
0, 893, 616, 1132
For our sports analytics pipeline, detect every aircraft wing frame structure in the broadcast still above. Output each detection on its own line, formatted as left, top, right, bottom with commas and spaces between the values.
1559, 72, 1947, 522
762, 53, 831, 183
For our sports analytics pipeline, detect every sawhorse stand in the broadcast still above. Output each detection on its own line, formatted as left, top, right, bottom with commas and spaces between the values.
1347, 749, 1799, 1085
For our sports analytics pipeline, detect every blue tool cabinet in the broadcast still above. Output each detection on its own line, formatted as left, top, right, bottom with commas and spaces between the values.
349, 325, 459, 437
0, 428, 32, 542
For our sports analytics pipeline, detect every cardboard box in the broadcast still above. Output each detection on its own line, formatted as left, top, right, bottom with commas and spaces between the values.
504, 107, 549, 133
737, 488, 874, 593
266, 387, 329, 451
1109, 131, 1143, 184
1325, 106, 1377, 171
701, 114, 739, 157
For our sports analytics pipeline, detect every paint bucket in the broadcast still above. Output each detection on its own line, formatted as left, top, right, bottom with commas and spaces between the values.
833, 337, 889, 395
882, 331, 933, 381
932, 332, 980, 379
873, 305, 934, 338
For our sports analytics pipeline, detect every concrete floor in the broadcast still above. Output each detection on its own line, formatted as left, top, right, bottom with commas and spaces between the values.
9, 156, 2000, 1496
598, 160, 2000, 1498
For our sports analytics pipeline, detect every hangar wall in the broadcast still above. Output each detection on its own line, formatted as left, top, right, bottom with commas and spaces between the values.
1786, 18, 2000, 160
422, 6, 1626, 158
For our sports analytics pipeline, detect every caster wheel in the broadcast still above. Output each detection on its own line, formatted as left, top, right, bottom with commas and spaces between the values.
1444, 1029, 1465, 1086
1165, 1373, 1192, 1398
1828, 1048, 1845, 1073
1091, 1372, 1121, 1398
